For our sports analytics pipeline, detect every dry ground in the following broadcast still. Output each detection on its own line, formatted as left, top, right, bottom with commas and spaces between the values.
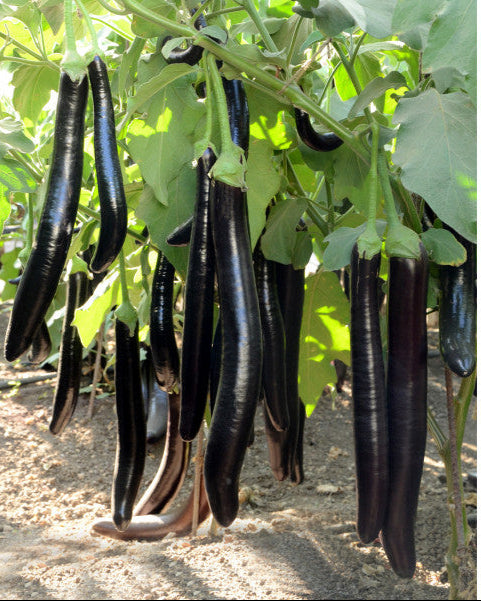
0, 302, 476, 600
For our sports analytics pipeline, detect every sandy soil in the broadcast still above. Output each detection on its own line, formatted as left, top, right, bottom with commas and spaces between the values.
0, 302, 476, 600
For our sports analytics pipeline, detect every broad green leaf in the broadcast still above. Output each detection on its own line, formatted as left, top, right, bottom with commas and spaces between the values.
116, 36, 145, 97
423, 0, 476, 103
292, 230, 313, 269
136, 181, 192, 278
333, 144, 370, 207
299, 270, 351, 414
0, 183, 11, 235
0, 117, 35, 156
127, 73, 204, 206
297, 0, 395, 38
261, 197, 307, 264
392, 89, 476, 243
334, 52, 382, 101
230, 18, 284, 37
348, 72, 408, 117
125, 63, 194, 121
12, 65, 59, 124
73, 271, 120, 347
271, 14, 313, 65
246, 86, 294, 150
131, 0, 176, 38
391, 0, 443, 50
246, 138, 282, 249
420, 228, 467, 266
0, 158, 36, 192
431, 67, 467, 94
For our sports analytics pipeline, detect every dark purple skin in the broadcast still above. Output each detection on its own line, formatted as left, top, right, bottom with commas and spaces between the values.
381, 245, 429, 579
253, 244, 289, 432
294, 108, 343, 152
140, 351, 168, 444
27, 320, 52, 365
8, 276, 52, 365
350, 244, 389, 543
179, 148, 216, 442
263, 400, 290, 482
204, 180, 263, 528
134, 391, 190, 516
4, 72, 88, 362
166, 216, 193, 247
150, 252, 179, 391
49, 271, 89, 435
275, 262, 305, 478
88, 56, 127, 274
438, 234, 476, 378
112, 320, 146, 531
162, 9, 207, 66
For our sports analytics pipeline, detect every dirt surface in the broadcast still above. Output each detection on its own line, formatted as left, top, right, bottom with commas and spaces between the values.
0, 302, 476, 600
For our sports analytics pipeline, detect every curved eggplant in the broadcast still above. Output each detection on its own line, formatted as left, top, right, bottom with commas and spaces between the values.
5, 72, 88, 361
294, 108, 343, 152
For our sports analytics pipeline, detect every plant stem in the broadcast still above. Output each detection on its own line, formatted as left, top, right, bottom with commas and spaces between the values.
205, 53, 233, 151
91, 16, 135, 41
10, 150, 43, 182
325, 180, 335, 233
119, 0, 367, 160
64, 0, 77, 55
96, 0, 129, 15
285, 15, 302, 70
207, 6, 245, 18
241, 0, 277, 53
391, 177, 423, 234
75, 0, 102, 56
0, 31, 46, 62
0, 56, 58, 70
377, 151, 399, 230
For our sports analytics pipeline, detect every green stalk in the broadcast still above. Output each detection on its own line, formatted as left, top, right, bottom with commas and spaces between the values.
306, 203, 329, 237
75, 0, 102, 57
357, 121, 381, 258
96, 0, 129, 15
439, 368, 476, 599
241, 0, 277, 53
391, 177, 423, 234
325, 180, 335, 233
0, 56, 57, 70
207, 6, 246, 18
0, 31, 50, 62
206, 53, 231, 151
62, 0, 87, 80
91, 16, 135, 41
116, 248, 137, 333
285, 15, 303, 70
119, 0, 367, 160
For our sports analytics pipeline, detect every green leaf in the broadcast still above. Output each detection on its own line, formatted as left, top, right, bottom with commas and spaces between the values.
135, 183, 192, 278
348, 72, 408, 117
420, 228, 467, 266
431, 67, 468, 94
335, 51, 383, 101
125, 62, 194, 121
73, 271, 120, 347
392, 89, 476, 243
0, 158, 36, 192
115, 304, 138, 337
246, 86, 294, 150
423, 0, 476, 103
292, 230, 313, 269
261, 197, 307, 264
131, 0, 176, 38
12, 65, 59, 124
0, 183, 10, 235
0, 244, 20, 302
127, 71, 204, 206
323, 221, 386, 270
0, 117, 35, 156
246, 138, 282, 248
391, 0, 442, 50
299, 270, 351, 414
116, 37, 145, 97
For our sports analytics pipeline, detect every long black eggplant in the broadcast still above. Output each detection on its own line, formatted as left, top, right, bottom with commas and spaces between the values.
134, 391, 190, 516
438, 233, 476, 378
254, 245, 289, 432
204, 179, 262, 527
381, 244, 429, 579
203, 77, 262, 528
166, 216, 193, 247
275, 261, 305, 480
88, 56, 127, 274
49, 270, 89, 435
140, 350, 168, 444
350, 244, 389, 543
112, 319, 146, 531
8, 276, 52, 364
4, 72, 88, 362
150, 252, 179, 391
162, 7, 207, 66
294, 108, 343, 152
179, 148, 216, 442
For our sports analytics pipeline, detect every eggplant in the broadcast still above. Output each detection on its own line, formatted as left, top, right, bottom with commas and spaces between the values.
381, 244, 429, 579
5, 72, 88, 361
350, 244, 389, 543
294, 108, 343, 152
